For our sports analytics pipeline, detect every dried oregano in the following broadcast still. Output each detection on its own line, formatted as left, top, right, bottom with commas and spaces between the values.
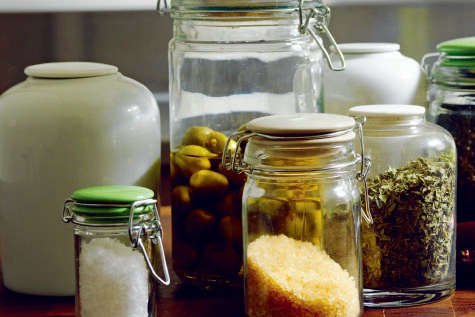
362, 152, 456, 289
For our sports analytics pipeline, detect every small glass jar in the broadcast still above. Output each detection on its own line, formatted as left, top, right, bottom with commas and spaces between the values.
422, 37, 475, 287
349, 105, 456, 307
62, 185, 170, 317
223, 113, 371, 317
161, 0, 346, 288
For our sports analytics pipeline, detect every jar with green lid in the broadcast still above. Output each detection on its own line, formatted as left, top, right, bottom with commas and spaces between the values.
223, 113, 372, 317
159, 0, 346, 289
422, 37, 475, 287
349, 105, 456, 307
62, 185, 170, 317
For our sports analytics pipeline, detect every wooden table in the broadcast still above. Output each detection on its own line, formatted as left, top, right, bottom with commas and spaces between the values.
1, 206, 474, 317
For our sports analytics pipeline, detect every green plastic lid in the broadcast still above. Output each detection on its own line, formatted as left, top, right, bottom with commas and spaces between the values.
437, 37, 475, 56
71, 185, 155, 217
437, 37, 475, 68
72, 185, 154, 203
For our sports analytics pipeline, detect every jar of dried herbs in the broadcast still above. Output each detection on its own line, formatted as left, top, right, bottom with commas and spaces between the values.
422, 37, 475, 288
349, 105, 456, 308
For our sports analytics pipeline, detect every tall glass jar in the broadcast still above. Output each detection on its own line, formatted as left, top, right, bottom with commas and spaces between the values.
349, 105, 456, 307
422, 37, 475, 288
62, 185, 170, 317
161, 0, 346, 288
223, 113, 370, 317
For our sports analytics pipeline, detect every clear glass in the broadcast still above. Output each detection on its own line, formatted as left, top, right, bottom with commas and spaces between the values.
169, 13, 323, 289
73, 224, 158, 317
359, 114, 457, 307
428, 82, 475, 289
241, 137, 363, 317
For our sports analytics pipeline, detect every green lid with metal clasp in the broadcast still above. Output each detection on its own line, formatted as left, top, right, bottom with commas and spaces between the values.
437, 36, 475, 67
70, 185, 155, 218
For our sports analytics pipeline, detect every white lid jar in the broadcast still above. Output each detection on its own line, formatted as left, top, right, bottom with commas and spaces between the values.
0, 62, 161, 295
349, 105, 456, 307
224, 113, 372, 317
324, 43, 421, 114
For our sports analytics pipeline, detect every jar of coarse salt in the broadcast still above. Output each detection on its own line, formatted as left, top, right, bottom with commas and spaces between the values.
62, 185, 170, 317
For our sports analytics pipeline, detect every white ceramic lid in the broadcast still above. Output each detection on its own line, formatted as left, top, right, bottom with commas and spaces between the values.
246, 113, 355, 136
349, 105, 425, 118
25, 62, 118, 79
337, 43, 400, 54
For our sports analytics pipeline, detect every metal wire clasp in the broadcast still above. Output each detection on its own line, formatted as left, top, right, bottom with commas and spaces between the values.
222, 130, 256, 173
420, 52, 444, 79
298, 1, 345, 71
354, 117, 373, 225
128, 199, 170, 286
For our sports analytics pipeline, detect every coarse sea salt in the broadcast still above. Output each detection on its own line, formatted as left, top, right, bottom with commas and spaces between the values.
79, 237, 149, 317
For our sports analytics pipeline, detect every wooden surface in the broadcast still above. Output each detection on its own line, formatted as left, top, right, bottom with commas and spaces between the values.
1, 206, 474, 317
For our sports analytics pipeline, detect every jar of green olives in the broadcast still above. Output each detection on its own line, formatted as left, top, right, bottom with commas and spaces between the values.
162, 0, 346, 288
223, 114, 371, 316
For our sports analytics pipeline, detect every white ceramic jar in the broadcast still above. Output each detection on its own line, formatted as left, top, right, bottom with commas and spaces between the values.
324, 43, 421, 115
0, 62, 161, 295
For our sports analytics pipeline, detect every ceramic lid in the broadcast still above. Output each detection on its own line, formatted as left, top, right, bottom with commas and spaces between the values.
25, 62, 118, 79
246, 113, 355, 137
349, 105, 425, 117
336, 43, 400, 54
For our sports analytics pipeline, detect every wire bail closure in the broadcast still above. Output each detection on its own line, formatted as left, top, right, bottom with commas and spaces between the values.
298, 1, 345, 71
420, 52, 444, 79
62, 199, 171, 286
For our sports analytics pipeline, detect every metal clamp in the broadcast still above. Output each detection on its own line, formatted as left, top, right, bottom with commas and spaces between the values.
298, 2, 345, 71
354, 117, 373, 225
62, 200, 74, 223
421, 52, 443, 78
222, 130, 255, 173
128, 199, 170, 286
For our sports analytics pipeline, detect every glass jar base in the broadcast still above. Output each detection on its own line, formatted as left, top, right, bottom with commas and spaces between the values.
176, 270, 242, 292
363, 283, 455, 308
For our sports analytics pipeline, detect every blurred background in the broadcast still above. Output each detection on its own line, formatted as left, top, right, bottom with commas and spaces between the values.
1, 0, 474, 142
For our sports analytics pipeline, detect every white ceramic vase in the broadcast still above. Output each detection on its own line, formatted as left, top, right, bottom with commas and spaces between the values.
0, 62, 161, 295
323, 43, 421, 115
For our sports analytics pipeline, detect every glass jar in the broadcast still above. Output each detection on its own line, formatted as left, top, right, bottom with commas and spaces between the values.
62, 185, 170, 317
422, 37, 475, 288
349, 105, 456, 307
223, 113, 370, 317
161, 0, 346, 288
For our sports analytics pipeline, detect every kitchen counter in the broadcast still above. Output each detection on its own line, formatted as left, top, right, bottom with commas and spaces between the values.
1, 206, 474, 317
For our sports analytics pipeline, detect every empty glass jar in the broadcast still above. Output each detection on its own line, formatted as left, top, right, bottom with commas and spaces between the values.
422, 37, 475, 287
223, 113, 370, 317
349, 105, 456, 307
62, 185, 170, 317
161, 0, 346, 288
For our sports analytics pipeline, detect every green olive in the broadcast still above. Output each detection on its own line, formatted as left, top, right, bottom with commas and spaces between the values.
207, 131, 237, 154
182, 126, 214, 147
181, 126, 237, 155
185, 208, 216, 242
171, 185, 192, 216
213, 192, 234, 218
219, 216, 242, 247
178, 145, 217, 158
174, 152, 211, 179
190, 170, 229, 199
